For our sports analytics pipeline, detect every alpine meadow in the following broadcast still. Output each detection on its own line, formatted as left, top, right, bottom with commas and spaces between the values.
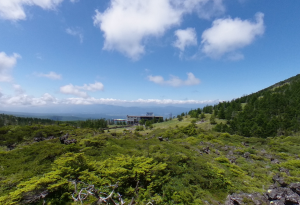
1, 0, 300, 205
1, 74, 300, 204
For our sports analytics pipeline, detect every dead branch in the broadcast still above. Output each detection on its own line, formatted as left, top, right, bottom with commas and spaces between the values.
69, 180, 126, 205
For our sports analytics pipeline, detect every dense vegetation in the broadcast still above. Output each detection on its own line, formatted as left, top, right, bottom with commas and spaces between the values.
0, 114, 55, 126
67, 119, 108, 129
189, 74, 300, 138
1, 74, 300, 204
1, 119, 300, 204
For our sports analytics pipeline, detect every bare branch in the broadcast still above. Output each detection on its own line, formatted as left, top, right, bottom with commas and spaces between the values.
69, 181, 126, 205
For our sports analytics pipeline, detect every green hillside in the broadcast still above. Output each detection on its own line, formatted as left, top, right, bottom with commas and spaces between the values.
1, 75, 300, 204
190, 74, 300, 138
0, 119, 299, 204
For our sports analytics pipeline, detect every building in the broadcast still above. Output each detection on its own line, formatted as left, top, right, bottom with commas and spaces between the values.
127, 115, 163, 125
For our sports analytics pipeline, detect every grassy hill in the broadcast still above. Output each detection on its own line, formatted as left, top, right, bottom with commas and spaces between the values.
1, 74, 300, 204
189, 74, 300, 138
1, 116, 300, 204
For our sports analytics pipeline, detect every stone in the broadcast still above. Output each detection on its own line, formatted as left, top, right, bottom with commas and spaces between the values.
271, 158, 280, 164
285, 192, 300, 204
226, 182, 300, 205
272, 174, 288, 187
34, 137, 45, 142
225, 193, 268, 205
59, 133, 76, 145
60, 133, 69, 144
7, 143, 16, 150
279, 167, 290, 176
289, 182, 300, 195
47, 136, 55, 140
241, 142, 249, 146
244, 152, 251, 158
203, 146, 210, 154
64, 139, 77, 145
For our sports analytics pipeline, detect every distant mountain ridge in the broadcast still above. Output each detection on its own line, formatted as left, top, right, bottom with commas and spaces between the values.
0, 105, 196, 121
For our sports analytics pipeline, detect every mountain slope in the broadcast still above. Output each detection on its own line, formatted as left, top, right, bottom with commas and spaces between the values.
196, 74, 300, 137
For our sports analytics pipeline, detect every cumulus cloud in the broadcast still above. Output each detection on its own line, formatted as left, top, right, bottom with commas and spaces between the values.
13, 84, 25, 95
0, 82, 216, 107
173, 28, 197, 52
0, 84, 57, 106
35, 71, 62, 80
2, 93, 58, 106
0, 0, 68, 21
66, 28, 84, 43
80, 82, 104, 91
192, 0, 225, 19
201, 12, 265, 59
0, 84, 58, 106
93, 0, 225, 60
60, 84, 89, 98
148, 72, 200, 87
0, 52, 21, 82
0, 92, 217, 107
60, 82, 104, 98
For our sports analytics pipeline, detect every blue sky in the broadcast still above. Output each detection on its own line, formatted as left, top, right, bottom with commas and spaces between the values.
0, 0, 300, 111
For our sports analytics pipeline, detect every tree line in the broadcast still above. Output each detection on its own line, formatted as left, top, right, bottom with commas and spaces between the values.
0, 114, 55, 127
189, 74, 300, 138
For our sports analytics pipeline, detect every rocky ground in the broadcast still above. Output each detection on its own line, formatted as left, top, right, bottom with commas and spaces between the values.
225, 182, 300, 205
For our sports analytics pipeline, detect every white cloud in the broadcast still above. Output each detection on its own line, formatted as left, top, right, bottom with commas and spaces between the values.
193, 0, 225, 19
0, 52, 21, 82
0, 85, 58, 106
13, 84, 25, 95
0, 0, 67, 21
66, 28, 83, 43
93, 0, 225, 60
201, 12, 265, 59
0, 92, 217, 107
62, 97, 217, 105
41, 93, 57, 102
80, 82, 104, 91
0, 82, 216, 107
60, 84, 89, 98
148, 72, 200, 87
173, 28, 197, 51
60, 82, 104, 98
35, 71, 62, 80
3, 93, 58, 106
0, 84, 56, 106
